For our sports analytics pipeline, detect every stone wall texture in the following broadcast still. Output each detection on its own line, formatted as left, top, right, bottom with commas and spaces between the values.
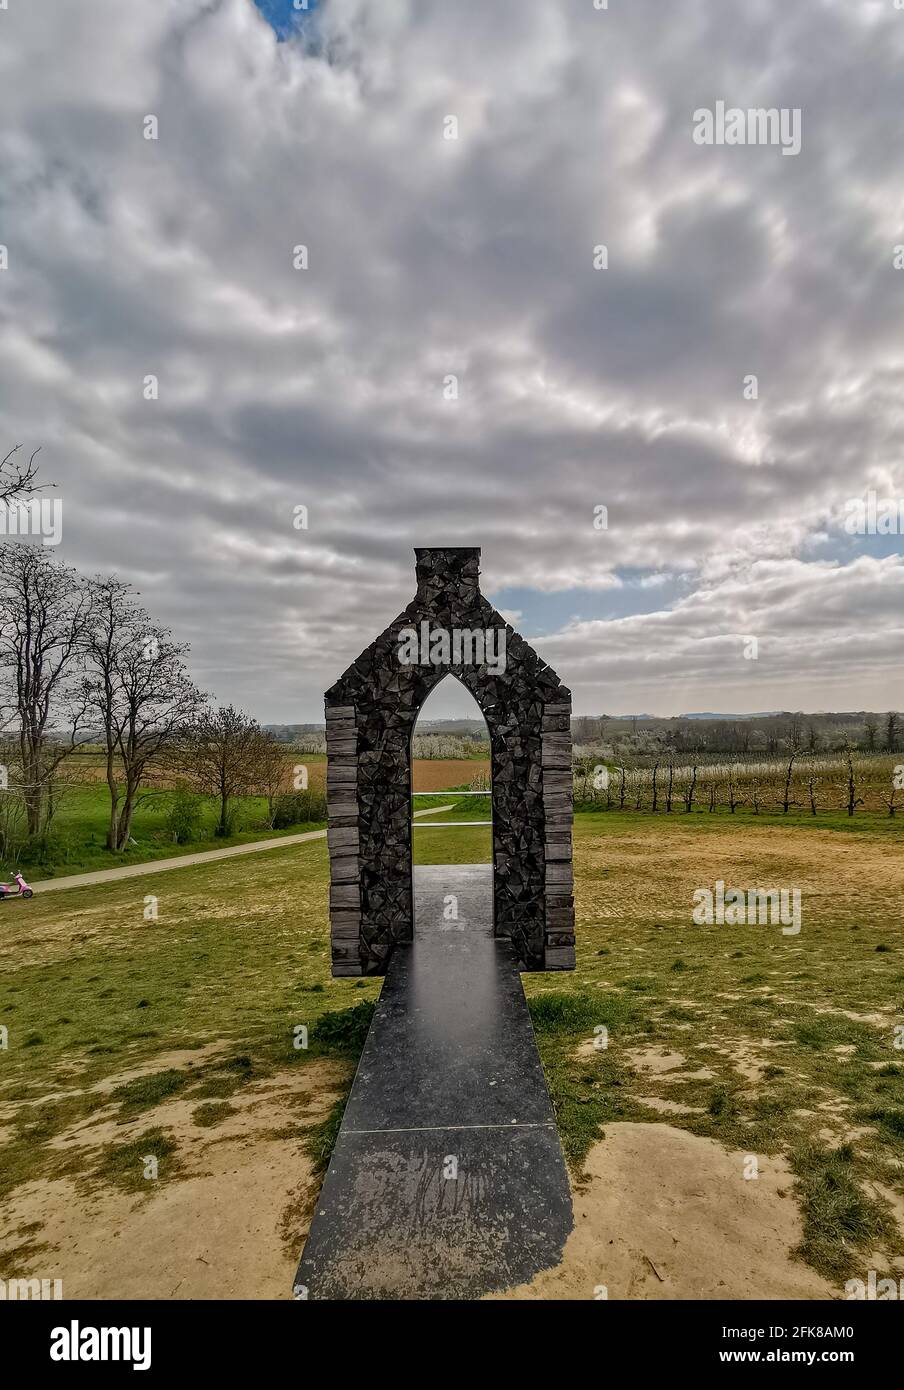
325, 547, 575, 976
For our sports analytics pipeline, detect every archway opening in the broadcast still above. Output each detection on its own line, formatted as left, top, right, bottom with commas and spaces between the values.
410, 674, 492, 885
324, 546, 575, 976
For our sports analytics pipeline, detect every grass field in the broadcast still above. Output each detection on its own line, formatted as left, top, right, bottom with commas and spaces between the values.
13, 782, 328, 881
0, 807, 902, 1297
10, 756, 490, 881
411, 791, 493, 863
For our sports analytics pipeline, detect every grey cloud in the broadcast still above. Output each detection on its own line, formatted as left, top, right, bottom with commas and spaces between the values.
0, 0, 901, 718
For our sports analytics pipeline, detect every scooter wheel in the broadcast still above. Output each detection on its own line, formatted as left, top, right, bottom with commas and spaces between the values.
22, 890, 33, 899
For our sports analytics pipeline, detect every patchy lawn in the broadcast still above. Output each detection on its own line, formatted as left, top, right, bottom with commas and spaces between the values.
0, 839, 374, 1297
1, 812, 902, 1298
522, 814, 904, 1293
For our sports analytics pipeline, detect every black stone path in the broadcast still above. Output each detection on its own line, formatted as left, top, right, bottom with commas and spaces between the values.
294, 865, 573, 1299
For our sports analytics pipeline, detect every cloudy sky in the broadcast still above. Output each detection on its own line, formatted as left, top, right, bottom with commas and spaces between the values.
1, 0, 903, 721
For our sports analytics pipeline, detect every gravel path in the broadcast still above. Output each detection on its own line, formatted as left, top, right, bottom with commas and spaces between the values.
28, 806, 454, 894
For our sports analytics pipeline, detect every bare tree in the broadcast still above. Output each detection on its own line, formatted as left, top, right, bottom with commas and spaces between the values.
82, 577, 204, 850
886, 712, 900, 754
843, 748, 864, 817
0, 445, 46, 504
256, 733, 290, 827
0, 547, 92, 837
651, 760, 660, 813
183, 704, 263, 837
682, 764, 698, 812
726, 759, 745, 814
666, 759, 674, 813
863, 715, 878, 752
780, 752, 798, 813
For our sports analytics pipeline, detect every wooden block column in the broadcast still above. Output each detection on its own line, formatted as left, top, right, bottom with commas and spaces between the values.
325, 702, 363, 976
541, 701, 576, 969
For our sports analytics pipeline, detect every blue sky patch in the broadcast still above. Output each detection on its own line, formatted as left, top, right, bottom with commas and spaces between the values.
253, 0, 319, 41
488, 573, 689, 637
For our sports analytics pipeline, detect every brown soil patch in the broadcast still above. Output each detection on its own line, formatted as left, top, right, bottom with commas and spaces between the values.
411, 759, 489, 793
635, 1096, 703, 1116
0, 1043, 231, 1124
701, 1038, 793, 1085
0, 1059, 348, 1299
92, 1041, 232, 1094
575, 824, 904, 928
491, 1123, 836, 1301
68, 756, 327, 794
625, 1047, 687, 1075
866, 1182, 904, 1257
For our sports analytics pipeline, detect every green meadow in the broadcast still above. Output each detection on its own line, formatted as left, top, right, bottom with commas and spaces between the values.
0, 804, 902, 1288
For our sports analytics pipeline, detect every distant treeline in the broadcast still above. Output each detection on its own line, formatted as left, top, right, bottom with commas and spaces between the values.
265, 721, 491, 754
268, 711, 902, 762
269, 731, 488, 760
571, 711, 901, 760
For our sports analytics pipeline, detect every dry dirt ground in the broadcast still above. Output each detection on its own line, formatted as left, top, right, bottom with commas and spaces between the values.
493, 1118, 834, 1300
0, 1051, 348, 1300
3, 1052, 838, 1301
575, 820, 904, 928
411, 758, 489, 791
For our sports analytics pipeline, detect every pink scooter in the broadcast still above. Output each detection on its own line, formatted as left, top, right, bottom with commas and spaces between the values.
0, 872, 34, 901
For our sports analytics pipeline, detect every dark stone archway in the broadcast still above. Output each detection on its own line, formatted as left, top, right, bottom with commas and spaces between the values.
325, 547, 575, 976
